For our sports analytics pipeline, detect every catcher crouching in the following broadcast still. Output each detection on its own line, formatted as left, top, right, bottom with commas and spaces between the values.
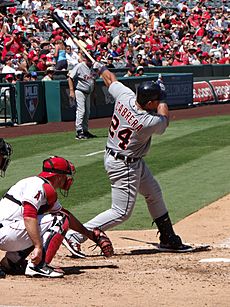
0, 156, 113, 278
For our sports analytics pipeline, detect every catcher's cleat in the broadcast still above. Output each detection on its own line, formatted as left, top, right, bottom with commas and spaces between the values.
62, 238, 86, 258
25, 261, 64, 278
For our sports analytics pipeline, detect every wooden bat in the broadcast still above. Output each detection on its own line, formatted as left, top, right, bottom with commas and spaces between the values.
51, 11, 95, 63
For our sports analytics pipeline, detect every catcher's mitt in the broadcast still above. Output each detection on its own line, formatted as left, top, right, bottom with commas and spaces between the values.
92, 228, 114, 257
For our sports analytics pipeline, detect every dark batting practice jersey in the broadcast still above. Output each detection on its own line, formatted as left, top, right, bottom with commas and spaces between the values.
106, 81, 168, 158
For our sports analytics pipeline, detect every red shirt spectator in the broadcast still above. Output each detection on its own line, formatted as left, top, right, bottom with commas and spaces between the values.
1, 30, 24, 60
37, 54, 47, 71
98, 30, 109, 45
94, 17, 107, 31
108, 15, 121, 29
172, 53, 184, 66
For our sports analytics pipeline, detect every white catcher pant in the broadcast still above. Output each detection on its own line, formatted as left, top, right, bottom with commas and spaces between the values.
0, 213, 62, 263
67, 152, 168, 244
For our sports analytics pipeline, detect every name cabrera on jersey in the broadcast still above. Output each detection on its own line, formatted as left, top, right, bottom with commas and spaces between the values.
69, 62, 96, 94
0, 176, 62, 221
106, 81, 168, 158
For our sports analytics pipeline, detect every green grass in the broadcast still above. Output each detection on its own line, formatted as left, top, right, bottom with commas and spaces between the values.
2, 115, 230, 230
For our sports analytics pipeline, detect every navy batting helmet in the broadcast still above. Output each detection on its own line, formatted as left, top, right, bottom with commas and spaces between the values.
136, 81, 166, 106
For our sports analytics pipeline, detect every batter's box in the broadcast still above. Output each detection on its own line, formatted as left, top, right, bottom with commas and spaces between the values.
119, 236, 211, 254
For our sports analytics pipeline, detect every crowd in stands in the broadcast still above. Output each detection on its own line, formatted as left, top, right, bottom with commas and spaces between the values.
0, 0, 229, 79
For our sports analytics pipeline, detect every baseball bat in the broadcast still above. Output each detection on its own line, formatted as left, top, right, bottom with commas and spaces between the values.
51, 11, 95, 63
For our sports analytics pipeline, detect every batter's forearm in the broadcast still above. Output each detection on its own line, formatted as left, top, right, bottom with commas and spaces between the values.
100, 69, 117, 88
157, 102, 169, 125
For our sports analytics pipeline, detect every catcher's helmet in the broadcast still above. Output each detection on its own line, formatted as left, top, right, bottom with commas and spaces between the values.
39, 156, 76, 196
136, 81, 166, 106
39, 156, 75, 178
0, 138, 12, 177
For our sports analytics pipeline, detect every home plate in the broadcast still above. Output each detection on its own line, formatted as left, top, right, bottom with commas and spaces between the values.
199, 258, 230, 263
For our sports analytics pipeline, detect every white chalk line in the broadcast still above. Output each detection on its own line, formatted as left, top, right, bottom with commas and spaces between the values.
81, 150, 105, 157
199, 258, 230, 263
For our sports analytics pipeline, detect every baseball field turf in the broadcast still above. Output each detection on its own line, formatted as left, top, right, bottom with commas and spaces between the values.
1, 115, 230, 230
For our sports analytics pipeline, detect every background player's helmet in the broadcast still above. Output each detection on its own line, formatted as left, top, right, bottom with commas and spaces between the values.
136, 81, 166, 106
39, 156, 76, 195
0, 138, 12, 177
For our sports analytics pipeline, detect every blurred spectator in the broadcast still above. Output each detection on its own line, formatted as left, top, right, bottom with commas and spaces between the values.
54, 37, 67, 70
37, 54, 48, 71
135, 66, 146, 77
0, 14, 8, 34
42, 66, 55, 81
1, 57, 16, 74
15, 70, 23, 81
2, 30, 25, 60
123, 66, 136, 77
23, 73, 31, 81
134, 53, 146, 67
66, 45, 79, 70
124, 0, 135, 25
31, 71, 38, 81
107, 14, 121, 30
172, 52, 184, 66
28, 56, 39, 72
151, 51, 162, 66
106, 55, 115, 69
4, 74, 15, 84
209, 41, 222, 59
125, 54, 135, 68
0, 0, 228, 73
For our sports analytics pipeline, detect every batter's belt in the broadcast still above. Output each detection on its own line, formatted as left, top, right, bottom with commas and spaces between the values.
106, 147, 140, 163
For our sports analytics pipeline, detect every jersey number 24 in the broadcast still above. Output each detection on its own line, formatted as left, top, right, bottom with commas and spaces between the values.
109, 114, 132, 150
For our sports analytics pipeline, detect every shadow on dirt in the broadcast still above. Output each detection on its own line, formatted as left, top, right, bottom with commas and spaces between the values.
62, 264, 119, 275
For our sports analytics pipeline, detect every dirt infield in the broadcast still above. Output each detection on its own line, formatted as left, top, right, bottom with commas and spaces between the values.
0, 195, 230, 307
0, 104, 230, 307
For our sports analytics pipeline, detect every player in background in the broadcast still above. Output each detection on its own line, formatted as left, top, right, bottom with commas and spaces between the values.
0, 138, 12, 178
0, 156, 112, 278
63, 65, 193, 257
68, 52, 97, 140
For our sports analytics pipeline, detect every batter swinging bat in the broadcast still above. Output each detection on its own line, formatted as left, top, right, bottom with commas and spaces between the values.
51, 11, 95, 63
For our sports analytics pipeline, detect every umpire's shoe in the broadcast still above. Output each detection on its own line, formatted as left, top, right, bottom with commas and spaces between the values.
25, 260, 64, 278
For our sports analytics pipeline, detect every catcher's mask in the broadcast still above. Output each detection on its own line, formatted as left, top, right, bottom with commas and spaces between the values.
0, 138, 12, 177
39, 156, 76, 197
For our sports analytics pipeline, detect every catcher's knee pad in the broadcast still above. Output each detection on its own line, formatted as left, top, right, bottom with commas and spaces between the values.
43, 213, 69, 264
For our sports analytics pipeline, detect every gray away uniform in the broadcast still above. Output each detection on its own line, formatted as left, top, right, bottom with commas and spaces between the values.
69, 62, 96, 134
66, 81, 168, 243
